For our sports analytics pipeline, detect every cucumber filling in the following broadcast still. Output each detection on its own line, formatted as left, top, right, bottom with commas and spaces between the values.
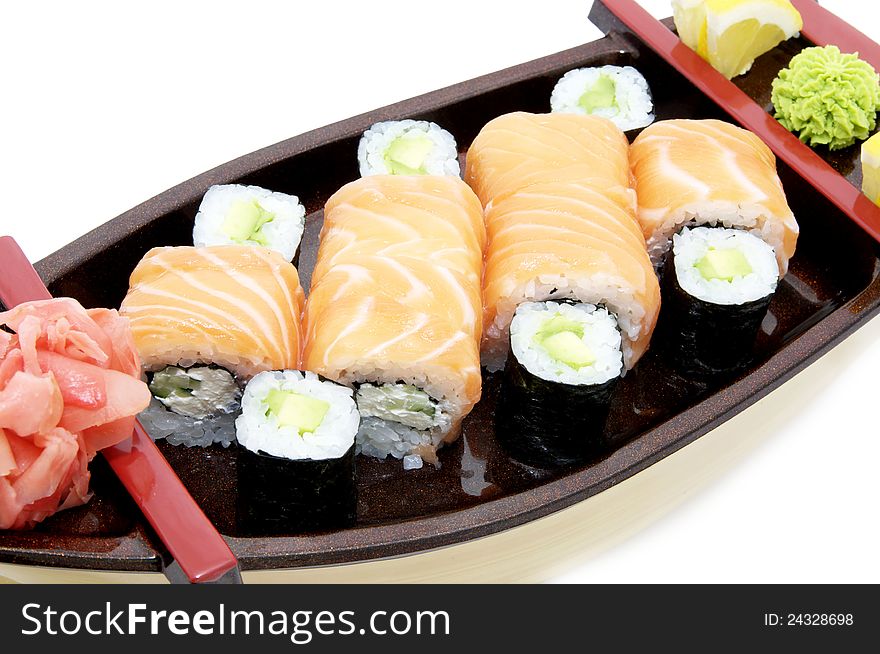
221, 198, 276, 246
578, 74, 617, 113
694, 246, 753, 281
149, 365, 240, 419
539, 331, 596, 369
355, 383, 439, 431
384, 132, 434, 175
263, 389, 329, 436
532, 314, 597, 370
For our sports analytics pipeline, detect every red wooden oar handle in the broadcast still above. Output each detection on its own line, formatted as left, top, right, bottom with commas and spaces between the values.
0, 235, 241, 584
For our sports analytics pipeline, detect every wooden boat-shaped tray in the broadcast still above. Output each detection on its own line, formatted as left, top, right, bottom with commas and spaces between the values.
2, 11, 879, 575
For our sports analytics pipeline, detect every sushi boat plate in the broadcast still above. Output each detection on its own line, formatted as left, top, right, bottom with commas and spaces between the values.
2, 9, 880, 577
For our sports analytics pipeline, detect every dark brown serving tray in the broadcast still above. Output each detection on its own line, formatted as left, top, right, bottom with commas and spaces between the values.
2, 22, 879, 574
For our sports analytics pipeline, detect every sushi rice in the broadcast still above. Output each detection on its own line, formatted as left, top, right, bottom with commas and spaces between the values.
358, 119, 460, 177
193, 184, 306, 262
236, 370, 358, 461
138, 395, 239, 448
673, 226, 778, 304
550, 65, 654, 131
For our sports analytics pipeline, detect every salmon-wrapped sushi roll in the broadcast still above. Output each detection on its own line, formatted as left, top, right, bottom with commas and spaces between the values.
303, 175, 485, 468
120, 245, 305, 446
464, 111, 636, 213
465, 112, 660, 373
630, 119, 799, 275
121, 245, 304, 377
481, 181, 660, 372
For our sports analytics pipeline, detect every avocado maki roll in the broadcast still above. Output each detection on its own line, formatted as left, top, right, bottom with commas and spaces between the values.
193, 184, 306, 263
357, 119, 460, 177
496, 301, 623, 468
659, 226, 778, 376
550, 65, 654, 131
236, 370, 359, 535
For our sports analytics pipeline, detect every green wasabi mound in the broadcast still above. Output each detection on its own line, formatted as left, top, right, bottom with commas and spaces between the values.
771, 45, 880, 150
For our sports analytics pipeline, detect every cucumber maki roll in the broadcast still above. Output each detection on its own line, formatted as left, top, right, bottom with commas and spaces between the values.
355, 382, 452, 470
235, 370, 359, 535
357, 119, 460, 177
138, 364, 242, 448
550, 65, 654, 131
193, 184, 306, 262
496, 301, 623, 468
658, 226, 778, 376
148, 364, 240, 418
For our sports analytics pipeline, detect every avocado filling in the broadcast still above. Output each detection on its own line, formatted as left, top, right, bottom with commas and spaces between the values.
578, 74, 617, 113
356, 383, 438, 431
532, 314, 596, 370
695, 247, 753, 281
149, 365, 240, 419
221, 198, 276, 246
264, 389, 329, 436
384, 132, 434, 175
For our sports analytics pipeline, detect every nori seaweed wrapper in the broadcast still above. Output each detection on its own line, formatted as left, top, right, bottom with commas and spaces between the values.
657, 247, 773, 378
495, 346, 618, 469
237, 444, 356, 536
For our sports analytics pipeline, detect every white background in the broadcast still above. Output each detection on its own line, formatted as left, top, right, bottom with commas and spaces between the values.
1, 1, 878, 583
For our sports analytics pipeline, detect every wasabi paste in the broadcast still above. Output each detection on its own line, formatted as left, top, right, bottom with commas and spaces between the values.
771, 45, 880, 150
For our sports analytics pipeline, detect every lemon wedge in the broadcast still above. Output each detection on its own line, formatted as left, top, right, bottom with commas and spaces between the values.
861, 133, 880, 205
673, 0, 803, 79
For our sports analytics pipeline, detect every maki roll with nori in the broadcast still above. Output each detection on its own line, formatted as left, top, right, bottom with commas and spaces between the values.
659, 226, 778, 376
236, 370, 359, 535
496, 301, 623, 468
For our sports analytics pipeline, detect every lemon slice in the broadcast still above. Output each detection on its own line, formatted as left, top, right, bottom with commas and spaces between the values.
861, 132, 880, 205
673, 0, 803, 79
